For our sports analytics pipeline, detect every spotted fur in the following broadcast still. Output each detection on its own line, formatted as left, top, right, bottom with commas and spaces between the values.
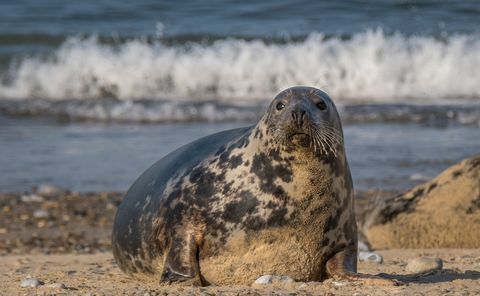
112, 86, 359, 285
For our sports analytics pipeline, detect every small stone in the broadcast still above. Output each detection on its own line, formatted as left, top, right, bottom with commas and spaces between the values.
21, 194, 45, 203
358, 251, 383, 263
20, 277, 44, 288
332, 280, 347, 286
406, 257, 443, 275
253, 275, 295, 285
37, 184, 67, 197
254, 275, 274, 284
33, 209, 50, 219
48, 282, 66, 289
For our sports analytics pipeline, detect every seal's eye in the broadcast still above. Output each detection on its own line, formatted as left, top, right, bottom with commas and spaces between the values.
276, 102, 285, 111
316, 100, 327, 111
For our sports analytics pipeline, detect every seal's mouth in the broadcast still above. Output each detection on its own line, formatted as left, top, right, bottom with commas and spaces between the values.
288, 132, 311, 147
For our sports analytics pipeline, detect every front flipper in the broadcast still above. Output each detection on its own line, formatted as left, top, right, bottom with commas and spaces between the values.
160, 235, 209, 286
326, 246, 401, 286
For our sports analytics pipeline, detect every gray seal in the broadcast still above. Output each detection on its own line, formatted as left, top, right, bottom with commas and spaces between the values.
112, 86, 397, 286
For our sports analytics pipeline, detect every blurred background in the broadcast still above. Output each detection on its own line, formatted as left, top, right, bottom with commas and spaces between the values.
0, 0, 479, 193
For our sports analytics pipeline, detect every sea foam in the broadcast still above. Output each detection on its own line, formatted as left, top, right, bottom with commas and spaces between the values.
1, 29, 480, 103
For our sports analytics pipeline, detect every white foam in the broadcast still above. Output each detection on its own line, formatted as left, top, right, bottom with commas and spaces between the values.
1, 29, 480, 102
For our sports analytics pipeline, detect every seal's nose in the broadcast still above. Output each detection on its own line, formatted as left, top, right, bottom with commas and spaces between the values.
291, 109, 306, 127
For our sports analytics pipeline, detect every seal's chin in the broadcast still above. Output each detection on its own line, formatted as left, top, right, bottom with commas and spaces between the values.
288, 133, 312, 148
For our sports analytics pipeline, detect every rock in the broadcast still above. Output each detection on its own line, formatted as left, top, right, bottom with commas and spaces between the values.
406, 257, 443, 275
364, 155, 480, 248
33, 209, 50, 219
253, 275, 295, 285
21, 194, 45, 203
36, 184, 68, 197
20, 276, 44, 288
358, 251, 383, 263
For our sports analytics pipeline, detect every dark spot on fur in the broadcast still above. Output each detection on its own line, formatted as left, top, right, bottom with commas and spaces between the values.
267, 207, 288, 226
266, 200, 276, 209
427, 182, 437, 193
192, 171, 217, 198
217, 142, 240, 169
452, 170, 463, 178
244, 160, 250, 166
466, 194, 480, 214
222, 191, 259, 223
244, 215, 265, 230
326, 211, 340, 230
284, 146, 294, 154
229, 154, 243, 169
268, 148, 283, 162
251, 152, 293, 187
216, 171, 226, 182
165, 201, 187, 232
250, 153, 291, 201
219, 152, 229, 164
254, 128, 263, 140
222, 181, 234, 195
189, 167, 203, 184
272, 187, 289, 203
411, 188, 425, 199
236, 136, 250, 148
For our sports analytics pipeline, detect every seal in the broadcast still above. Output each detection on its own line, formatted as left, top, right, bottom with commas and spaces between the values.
112, 86, 396, 286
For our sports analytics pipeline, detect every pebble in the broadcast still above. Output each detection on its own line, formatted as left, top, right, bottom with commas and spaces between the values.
358, 251, 383, 263
20, 276, 44, 288
253, 275, 295, 285
21, 194, 45, 203
332, 280, 347, 286
406, 257, 443, 275
33, 209, 50, 219
37, 184, 67, 197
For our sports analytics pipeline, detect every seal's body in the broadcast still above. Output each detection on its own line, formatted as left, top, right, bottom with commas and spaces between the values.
112, 87, 387, 286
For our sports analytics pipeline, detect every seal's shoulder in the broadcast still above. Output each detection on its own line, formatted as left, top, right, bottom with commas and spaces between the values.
123, 126, 253, 202
154, 125, 253, 174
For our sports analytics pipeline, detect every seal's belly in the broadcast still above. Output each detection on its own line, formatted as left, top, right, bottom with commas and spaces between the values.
199, 227, 329, 285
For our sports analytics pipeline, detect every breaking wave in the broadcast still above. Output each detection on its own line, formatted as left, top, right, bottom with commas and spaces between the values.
1, 29, 480, 102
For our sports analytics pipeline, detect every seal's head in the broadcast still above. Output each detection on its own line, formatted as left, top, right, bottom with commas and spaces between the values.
265, 86, 343, 157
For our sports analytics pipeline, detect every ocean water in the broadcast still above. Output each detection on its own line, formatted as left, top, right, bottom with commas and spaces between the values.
0, 1, 479, 192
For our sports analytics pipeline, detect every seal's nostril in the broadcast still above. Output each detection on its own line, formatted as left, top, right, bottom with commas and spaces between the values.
300, 111, 305, 121
291, 110, 306, 126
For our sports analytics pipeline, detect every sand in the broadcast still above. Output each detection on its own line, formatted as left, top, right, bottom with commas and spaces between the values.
1, 186, 480, 295
1, 249, 479, 295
